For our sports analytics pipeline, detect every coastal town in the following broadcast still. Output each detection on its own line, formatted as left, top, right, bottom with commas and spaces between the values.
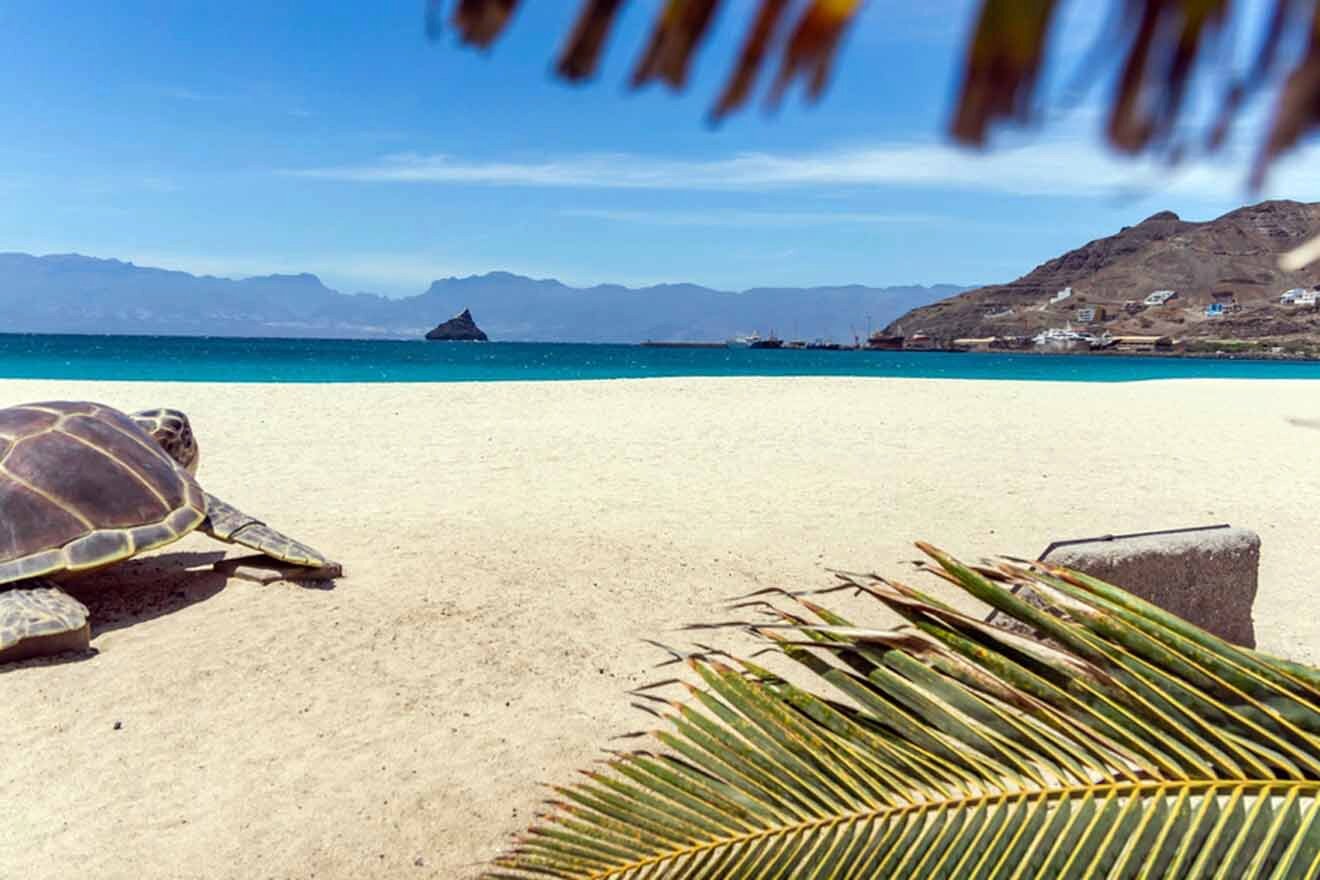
873, 281, 1320, 358
877, 201, 1320, 360
911, 281, 1320, 357
638, 280, 1320, 357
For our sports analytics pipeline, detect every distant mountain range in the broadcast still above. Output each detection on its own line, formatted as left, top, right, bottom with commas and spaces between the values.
0, 252, 964, 343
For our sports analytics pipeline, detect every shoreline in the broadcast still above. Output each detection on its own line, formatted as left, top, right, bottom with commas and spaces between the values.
4, 335, 1320, 385
936, 346, 1320, 363
4, 329, 1319, 364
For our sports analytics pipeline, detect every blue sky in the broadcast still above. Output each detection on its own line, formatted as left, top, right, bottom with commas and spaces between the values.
0, 0, 1313, 296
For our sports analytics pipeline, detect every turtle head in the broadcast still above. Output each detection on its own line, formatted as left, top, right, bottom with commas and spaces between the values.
132, 408, 200, 475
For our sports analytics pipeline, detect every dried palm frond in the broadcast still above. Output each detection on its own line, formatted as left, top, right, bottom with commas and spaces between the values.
950, 0, 1060, 145
485, 542, 1320, 878
710, 0, 793, 120
558, 1, 629, 81
630, 0, 722, 90
435, 0, 864, 123
447, 0, 518, 45
434, 0, 1320, 186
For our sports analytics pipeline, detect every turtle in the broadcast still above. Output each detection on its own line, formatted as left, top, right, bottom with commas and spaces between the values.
0, 400, 338, 663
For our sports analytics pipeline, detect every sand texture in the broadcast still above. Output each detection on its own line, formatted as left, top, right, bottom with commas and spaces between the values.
2, 376, 1319, 878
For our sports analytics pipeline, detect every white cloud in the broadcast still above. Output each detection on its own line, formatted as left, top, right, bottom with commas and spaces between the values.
155, 86, 223, 102
288, 138, 1320, 202
137, 176, 182, 193
559, 208, 942, 227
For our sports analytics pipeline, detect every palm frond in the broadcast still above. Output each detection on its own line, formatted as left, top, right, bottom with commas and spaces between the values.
486, 543, 1320, 878
435, 0, 1320, 186
435, 0, 863, 124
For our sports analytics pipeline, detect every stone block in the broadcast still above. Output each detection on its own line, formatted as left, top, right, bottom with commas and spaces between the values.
988, 525, 1261, 648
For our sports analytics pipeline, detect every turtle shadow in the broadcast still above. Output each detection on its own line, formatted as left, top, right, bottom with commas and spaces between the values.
61, 550, 233, 638
1, 550, 340, 670
0, 551, 231, 671
63, 550, 338, 638
0, 647, 100, 672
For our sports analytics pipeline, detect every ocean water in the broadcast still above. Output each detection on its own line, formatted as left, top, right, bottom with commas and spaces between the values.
2, 333, 1320, 383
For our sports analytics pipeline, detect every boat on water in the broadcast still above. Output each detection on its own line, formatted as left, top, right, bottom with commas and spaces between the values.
728, 331, 786, 349
865, 333, 905, 351
806, 339, 843, 350
726, 333, 761, 348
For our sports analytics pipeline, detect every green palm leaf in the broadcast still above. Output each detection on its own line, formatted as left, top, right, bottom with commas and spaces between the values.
486, 543, 1320, 878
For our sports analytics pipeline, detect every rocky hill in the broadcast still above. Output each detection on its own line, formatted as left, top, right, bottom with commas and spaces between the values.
425, 308, 488, 341
887, 200, 1320, 347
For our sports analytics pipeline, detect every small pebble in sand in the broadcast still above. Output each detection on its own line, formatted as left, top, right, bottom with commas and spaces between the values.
113, 721, 122, 730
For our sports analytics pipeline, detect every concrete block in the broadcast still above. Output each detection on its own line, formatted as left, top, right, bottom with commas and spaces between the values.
988, 525, 1261, 648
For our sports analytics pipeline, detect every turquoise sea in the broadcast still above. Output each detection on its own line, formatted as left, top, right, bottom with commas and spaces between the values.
3, 334, 1320, 383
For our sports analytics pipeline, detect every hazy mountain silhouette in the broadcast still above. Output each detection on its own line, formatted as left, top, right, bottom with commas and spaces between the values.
0, 252, 964, 342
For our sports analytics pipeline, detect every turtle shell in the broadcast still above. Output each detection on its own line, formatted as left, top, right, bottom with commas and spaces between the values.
0, 401, 206, 585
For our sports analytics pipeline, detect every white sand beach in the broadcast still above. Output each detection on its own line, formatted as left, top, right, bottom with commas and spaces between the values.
3, 376, 1319, 878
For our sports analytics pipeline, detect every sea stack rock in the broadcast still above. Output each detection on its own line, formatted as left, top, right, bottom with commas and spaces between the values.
425, 308, 488, 341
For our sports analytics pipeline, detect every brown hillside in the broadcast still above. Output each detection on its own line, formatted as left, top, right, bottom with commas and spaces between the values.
888, 200, 1320, 345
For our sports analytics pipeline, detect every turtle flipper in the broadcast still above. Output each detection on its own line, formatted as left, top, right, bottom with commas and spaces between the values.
200, 493, 333, 569
0, 580, 91, 663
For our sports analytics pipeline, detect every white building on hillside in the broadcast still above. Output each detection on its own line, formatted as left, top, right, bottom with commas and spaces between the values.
1144, 289, 1177, 306
1049, 287, 1074, 304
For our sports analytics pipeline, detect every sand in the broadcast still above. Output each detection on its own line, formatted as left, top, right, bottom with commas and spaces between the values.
2, 376, 1318, 878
